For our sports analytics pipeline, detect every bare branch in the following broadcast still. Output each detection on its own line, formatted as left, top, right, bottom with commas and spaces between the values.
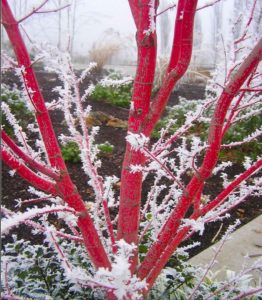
197, 0, 221, 11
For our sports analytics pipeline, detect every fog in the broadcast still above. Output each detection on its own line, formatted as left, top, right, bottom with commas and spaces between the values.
2, 0, 261, 68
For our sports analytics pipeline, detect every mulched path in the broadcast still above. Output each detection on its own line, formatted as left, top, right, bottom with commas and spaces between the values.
2, 70, 262, 257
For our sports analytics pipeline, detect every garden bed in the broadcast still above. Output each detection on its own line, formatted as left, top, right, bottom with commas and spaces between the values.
2, 69, 262, 257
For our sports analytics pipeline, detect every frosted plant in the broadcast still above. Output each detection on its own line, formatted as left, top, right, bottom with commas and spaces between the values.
1, 0, 262, 299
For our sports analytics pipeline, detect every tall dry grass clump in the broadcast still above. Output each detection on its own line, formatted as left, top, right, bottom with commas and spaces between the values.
88, 42, 120, 72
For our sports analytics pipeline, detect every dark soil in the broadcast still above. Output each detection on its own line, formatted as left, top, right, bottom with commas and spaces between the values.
2, 70, 262, 258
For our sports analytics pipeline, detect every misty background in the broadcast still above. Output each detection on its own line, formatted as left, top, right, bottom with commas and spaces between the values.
2, 0, 262, 78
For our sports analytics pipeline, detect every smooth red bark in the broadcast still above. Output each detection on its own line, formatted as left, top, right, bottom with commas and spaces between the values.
2, 148, 57, 195
2, 0, 111, 270
117, 0, 158, 271
2, 130, 59, 181
142, 0, 198, 136
137, 38, 262, 282
2, 0, 262, 295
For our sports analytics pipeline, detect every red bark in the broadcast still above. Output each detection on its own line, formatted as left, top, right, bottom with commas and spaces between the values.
142, 0, 198, 136
137, 38, 262, 282
144, 158, 262, 290
2, 0, 111, 270
2, 0, 262, 296
2, 148, 57, 195
117, 0, 158, 270
2, 130, 59, 181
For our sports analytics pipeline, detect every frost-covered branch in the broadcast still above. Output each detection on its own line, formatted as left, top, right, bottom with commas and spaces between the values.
2, 130, 59, 181
1, 205, 77, 236
1, 147, 57, 196
188, 221, 240, 300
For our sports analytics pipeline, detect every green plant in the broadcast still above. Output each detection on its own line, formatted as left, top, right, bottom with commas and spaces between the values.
152, 99, 204, 139
2, 237, 95, 299
153, 98, 261, 163
220, 115, 262, 163
1, 84, 34, 137
61, 142, 81, 163
98, 141, 114, 155
91, 71, 132, 108
2, 1, 262, 299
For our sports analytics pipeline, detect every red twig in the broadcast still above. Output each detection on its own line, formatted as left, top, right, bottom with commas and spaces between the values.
2, 0, 111, 270
188, 225, 234, 300
1, 205, 77, 236
18, 196, 53, 207
231, 287, 262, 300
17, 0, 48, 23
18, 0, 70, 23
49, 231, 72, 270
240, 88, 262, 92
102, 200, 117, 254
156, 3, 176, 17
2, 147, 57, 196
196, 0, 221, 11
234, 0, 257, 45
222, 68, 257, 137
137, 37, 262, 284
1, 206, 83, 243
117, 0, 158, 272
143, 147, 185, 190
200, 158, 262, 215
35, 4, 70, 15
2, 130, 60, 181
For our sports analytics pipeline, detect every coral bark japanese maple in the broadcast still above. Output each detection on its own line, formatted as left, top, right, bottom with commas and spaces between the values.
1, 0, 262, 299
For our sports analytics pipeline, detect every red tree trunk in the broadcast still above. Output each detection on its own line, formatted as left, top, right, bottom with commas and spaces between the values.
1, 0, 111, 271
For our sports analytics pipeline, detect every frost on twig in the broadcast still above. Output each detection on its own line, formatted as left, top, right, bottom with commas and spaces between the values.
144, 0, 156, 36
95, 240, 147, 299
100, 76, 133, 88
1, 205, 76, 236
126, 132, 149, 152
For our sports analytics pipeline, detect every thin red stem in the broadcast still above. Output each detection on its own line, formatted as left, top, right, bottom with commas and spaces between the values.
2, 206, 83, 242
200, 158, 262, 215
143, 147, 184, 190
2, 0, 111, 270
2, 130, 60, 181
17, 0, 48, 23
2, 147, 57, 195
196, 0, 221, 11
137, 38, 262, 281
102, 200, 117, 253
142, 0, 198, 136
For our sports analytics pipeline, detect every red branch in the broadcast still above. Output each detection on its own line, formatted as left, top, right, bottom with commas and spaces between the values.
144, 158, 261, 289
234, 0, 257, 45
17, 0, 48, 23
2, 147, 57, 195
2, 206, 84, 243
2, 0, 110, 270
117, 0, 158, 272
200, 158, 262, 215
2, 130, 60, 181
142, 0, 198, 136
137, 37, 262, 283
18, 0, 70, 23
